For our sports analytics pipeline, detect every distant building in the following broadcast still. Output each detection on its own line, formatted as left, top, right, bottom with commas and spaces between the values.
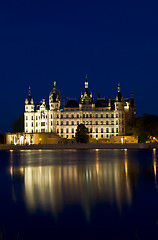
24, 76, 136, 140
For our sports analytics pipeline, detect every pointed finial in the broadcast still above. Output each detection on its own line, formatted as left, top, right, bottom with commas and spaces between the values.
28, 86, 31, 96
131, 91, 133, 99
85, 74, 88, 88
118, 83, 120, 92
54, 81, 56, 88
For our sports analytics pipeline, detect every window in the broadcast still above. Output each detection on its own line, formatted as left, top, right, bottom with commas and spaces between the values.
101, 134, 103, 138
51, 121, 52, 126
36, 123, 38, 127
83, 121, 85, 125
90, 135, 92, 138
106, 134, 109, 138
116, 128, 118, 133
101, 128, 103, 133
96, 128, 98, 133
57, 129, 59, 133
111, 121, 114, 125
61, 121, 63, 125
57, 114, 59, 118
86, 114, 88, 118
32, 116, 33, 120
61, 129, 63, 133
41, 122, 45, 126
111, 114, 114, 118
106, 128, 109, 133
77, 121, 79, 125
72, 129, 74, 133
66, 114, 68, 118
72, 121, 74, 125
90, 114, 92, 118
26, 123, 28, 127
36, 116, 38, 120
101, 114, 103, 118
57, 121, 59, 125
116, 114, 118, 118
66, 129, 69, 133
112, 128, 114, 133
51, 114, 52, 119
71, 114, 74, 118
122, 114, 124, 118
77, 114, 79, 118
106, 114, 108, 118
41, 129, 45, 132
96, 135, 98, 138
32, 122, 33, 127
90, 121, 92, 125
61, 114, 63, 119
83, 114, 85, 118
95, 114, 98, 118
72, 135, 74, 138
86, 121, 88, 125
101, 121, 103, 125
116, 121, 118, 125
90, 128, 92, 133
106, 121, 108, 125
96, 121, 98, 125
66, 121, 69, 125
122, 120, 124, 125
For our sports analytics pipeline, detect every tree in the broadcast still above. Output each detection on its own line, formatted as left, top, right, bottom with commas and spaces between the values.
11, 114, 24, 132
75, 124, 89, 143
132, 114, 158, 142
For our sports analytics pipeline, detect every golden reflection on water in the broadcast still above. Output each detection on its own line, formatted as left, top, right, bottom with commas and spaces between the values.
10, 150, 138, 219
153, 149, 157, 189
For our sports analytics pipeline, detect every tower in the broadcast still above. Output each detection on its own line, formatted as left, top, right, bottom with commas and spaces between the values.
24, 87, 35, 133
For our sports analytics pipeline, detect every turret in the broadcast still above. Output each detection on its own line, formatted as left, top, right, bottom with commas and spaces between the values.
49, 81, 61, 110
25, 87, 34, 112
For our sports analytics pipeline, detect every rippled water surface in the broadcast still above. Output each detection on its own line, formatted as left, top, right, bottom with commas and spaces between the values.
0, 149, 158, 239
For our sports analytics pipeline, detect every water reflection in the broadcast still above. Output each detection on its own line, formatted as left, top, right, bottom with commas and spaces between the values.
9, 150, 138, 219
153, 149, 158, 189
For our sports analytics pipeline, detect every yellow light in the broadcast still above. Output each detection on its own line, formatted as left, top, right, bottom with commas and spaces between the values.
153, 148, 156, 151
10, 150, 13, 152
96, 138, 98, 140
124, 148, 127, 151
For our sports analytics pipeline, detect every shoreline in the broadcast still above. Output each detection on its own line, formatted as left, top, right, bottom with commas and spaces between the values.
0, 143, 157, 150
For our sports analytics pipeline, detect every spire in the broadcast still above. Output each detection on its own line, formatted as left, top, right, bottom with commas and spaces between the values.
53, 81, 56, 88
131, 91, 133, 99
28, 86, 31, 97
85, 74, 88, 89
118, 83, 121, 92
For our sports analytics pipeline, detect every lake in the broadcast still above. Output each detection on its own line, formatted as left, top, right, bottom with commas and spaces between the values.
0, 149, 158, 240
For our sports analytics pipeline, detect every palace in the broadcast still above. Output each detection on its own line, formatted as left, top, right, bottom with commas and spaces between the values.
24, 76, 136, 140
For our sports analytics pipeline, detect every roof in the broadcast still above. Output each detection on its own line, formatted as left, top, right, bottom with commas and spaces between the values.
65, 99, 79, 108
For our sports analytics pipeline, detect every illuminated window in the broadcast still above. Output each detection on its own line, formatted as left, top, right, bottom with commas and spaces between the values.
36, 116, 38, 120
26, 116, 28, 120
41, 122, 45, 126
111, 121, 114, 125
36, 123, 38, 127
86, 121, 88, 125
26, 123, 28, 127
101, 121, 103, 125
90, 121, 92, 125
83, 121, 85, 125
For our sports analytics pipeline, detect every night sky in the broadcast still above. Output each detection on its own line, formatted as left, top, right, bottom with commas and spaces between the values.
0, 0, 158, 133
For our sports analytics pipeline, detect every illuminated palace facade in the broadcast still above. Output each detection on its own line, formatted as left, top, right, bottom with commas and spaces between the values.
24, 77, 136, 139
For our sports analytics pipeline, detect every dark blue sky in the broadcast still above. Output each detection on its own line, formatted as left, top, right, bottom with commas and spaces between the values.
0, 0, 158, 133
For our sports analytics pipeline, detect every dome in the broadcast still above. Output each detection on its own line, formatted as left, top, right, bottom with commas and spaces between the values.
49, 82, 61, 103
